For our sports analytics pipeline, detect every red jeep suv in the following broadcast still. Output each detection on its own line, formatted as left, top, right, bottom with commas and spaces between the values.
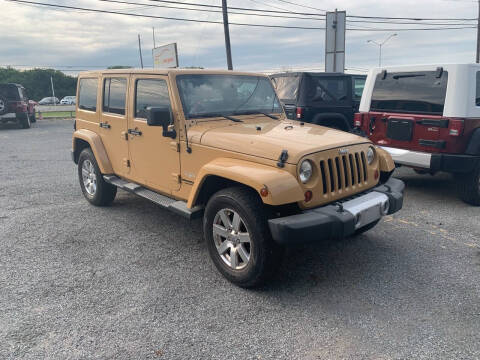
355, 64, 480, 205
0, 83, 36, 129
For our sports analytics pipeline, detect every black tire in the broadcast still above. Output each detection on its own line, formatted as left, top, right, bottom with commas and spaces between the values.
203, 186, 283, 288
354, 219, 380, 236
19, 114, 31, 129
78, 148, 117, 206
456, 165, 480, 206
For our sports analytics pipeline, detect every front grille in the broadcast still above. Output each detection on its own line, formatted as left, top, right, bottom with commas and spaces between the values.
319, 151, 368, 194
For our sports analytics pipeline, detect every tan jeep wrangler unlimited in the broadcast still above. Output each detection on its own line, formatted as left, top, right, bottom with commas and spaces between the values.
72, 69, 404, 287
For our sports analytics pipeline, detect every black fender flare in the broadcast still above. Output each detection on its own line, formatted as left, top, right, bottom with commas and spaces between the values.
311, 113, 351, 131
466, 128, 480, 155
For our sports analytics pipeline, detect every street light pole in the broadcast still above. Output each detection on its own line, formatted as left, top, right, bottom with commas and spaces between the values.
367, 33, 397, 67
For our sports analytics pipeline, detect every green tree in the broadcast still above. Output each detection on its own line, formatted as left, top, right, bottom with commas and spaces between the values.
0, 67, 77, 101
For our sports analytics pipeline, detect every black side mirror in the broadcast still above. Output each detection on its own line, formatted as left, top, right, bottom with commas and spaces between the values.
146, 106, 176, 138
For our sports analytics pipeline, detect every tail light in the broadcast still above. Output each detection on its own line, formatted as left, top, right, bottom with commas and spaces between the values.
448, 119, 464, 136
296, 107, 303, 120
354, 113, 364, 128
11, 101, 27, 112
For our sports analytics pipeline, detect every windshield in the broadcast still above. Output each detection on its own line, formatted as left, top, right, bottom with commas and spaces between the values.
176, 74, 282, 119
371, 71, 448, 115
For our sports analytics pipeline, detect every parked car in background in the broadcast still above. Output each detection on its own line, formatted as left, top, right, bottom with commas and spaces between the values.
0, 83, 35, 128
60, 96, 76, 105
356, 64, 480, 205
38, 97, 60, 105
270, 72, 366, 132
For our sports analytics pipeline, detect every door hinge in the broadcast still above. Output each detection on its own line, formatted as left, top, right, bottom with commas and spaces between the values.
123, 158, 130, 167
172, 173, 181, 183
170, 142, 180, 152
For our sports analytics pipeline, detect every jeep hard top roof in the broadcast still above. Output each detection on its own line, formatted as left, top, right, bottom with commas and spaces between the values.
78, 68, 267, 77
359, 63, 480, 118
271, 72, 365, 78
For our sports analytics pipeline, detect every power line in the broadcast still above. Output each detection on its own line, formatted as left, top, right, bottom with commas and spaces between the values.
5, 0, 478, 31
96, 0, 325, 20
5, 0, 325, 29
269, 0, 327, 12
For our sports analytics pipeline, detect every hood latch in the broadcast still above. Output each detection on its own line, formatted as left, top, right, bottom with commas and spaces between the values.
277, 150, 289, 168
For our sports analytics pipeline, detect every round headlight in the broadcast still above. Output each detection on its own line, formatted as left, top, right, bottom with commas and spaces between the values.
299, 160, 313, 183
367, 146, 376, 165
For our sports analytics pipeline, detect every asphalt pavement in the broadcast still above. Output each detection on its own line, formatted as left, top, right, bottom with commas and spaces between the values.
1, 119, 479, 359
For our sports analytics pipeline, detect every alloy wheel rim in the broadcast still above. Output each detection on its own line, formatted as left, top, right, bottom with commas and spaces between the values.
81, 160, 97, 195
213, 208, 251, 270
0, 100, 4, 112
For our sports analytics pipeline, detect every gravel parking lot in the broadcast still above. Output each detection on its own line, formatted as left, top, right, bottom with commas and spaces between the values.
1, 119, 479, 359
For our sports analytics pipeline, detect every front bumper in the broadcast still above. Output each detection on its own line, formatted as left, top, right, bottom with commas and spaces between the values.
268, 177, 404, 245
381, 146, 480, 173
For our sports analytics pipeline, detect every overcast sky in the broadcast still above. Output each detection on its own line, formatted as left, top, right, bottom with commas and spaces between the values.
0, 0, 478, 74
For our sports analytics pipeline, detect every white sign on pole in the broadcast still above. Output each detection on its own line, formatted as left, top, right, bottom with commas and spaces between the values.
153, 43, 179, 68
325, 10, 346, 73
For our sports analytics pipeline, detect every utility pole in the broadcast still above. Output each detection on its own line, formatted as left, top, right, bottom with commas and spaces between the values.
138, 34, 144, 69
477, 0, 480, 63
50, 76, 56, 109
222, 0, 233, 70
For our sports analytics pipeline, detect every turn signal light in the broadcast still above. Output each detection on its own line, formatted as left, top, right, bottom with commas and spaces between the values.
260, 187, 269, 197
448, 119, 464, 136
304, 190, 313, 202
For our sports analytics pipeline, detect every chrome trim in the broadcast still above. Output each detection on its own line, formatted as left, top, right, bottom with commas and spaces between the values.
381, 146, 432, 169
342, 191, 390, 229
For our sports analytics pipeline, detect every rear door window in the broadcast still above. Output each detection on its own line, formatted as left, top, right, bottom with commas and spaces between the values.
135, 79, 170, 119
103, 77, 127, 115
370, 71, 448, 115
271, 75, 300, 101
78, 78, 98, 112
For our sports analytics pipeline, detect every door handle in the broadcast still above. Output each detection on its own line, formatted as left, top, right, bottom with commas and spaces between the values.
128, 128, 142, 136
99, 122, 111, 129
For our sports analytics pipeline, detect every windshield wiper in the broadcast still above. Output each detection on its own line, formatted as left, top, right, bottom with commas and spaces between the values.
392, 74, 426, 80
233, 111, 279, 120
222, 115, 243, 122
189, 113, 242, 122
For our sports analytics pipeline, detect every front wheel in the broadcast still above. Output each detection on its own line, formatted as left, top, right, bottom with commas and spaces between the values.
78, 148, 117, 206
203, 187, 282, 288
456, 165, 480, 206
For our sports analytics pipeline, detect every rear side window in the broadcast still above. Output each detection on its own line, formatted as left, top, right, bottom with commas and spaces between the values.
78, 78, 98, 112
371, 71, 448, 115
0, 85, 20, 101
476, 72, 480, 106
135, 79, 170, 119
272, 75, 300, 100
103, 77, 127, 115
306, 76, 348, 103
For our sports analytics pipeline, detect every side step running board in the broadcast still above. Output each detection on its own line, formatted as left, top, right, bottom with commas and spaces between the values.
103, 175, 203, 220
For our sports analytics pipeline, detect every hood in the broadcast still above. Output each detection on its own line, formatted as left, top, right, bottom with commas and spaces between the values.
187, 117, 369, 164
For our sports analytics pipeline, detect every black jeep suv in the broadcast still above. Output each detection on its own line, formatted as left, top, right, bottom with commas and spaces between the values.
270, 72, 366, 132
0, 83, 35, 129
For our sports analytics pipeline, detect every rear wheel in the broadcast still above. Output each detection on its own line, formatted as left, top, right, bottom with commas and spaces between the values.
78, 148, 117, 206
203, 187, 282, 288
456, 164, 480, 206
